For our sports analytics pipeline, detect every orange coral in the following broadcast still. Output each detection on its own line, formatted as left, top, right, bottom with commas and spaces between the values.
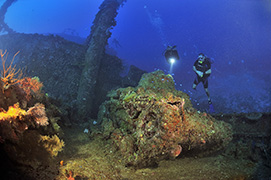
0, 49, 23, 92
0, 103, 28, 142
0, 103, 48, 126
65, 170, 75, 180
19, 77, 43, 101
0, 103, 26, 121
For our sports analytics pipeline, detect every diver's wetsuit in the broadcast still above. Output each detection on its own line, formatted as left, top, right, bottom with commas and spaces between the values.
193, 58, 211, 88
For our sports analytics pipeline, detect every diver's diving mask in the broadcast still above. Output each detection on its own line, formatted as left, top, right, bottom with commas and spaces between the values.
198, 55, 205, 64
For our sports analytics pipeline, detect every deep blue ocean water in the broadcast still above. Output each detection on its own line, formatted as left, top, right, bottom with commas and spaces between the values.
1, 0, 271, 113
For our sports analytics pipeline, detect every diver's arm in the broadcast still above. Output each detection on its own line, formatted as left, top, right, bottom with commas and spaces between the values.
205, 69, 211, 74
193, 66, 198, 74
193, 66, 203, 77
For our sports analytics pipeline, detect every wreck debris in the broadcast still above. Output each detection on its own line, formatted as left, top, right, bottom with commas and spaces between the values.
0, 0, 17, 34
76, 0, 127, 121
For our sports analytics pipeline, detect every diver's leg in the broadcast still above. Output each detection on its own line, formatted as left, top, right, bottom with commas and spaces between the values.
203, 78, 211, 104
204, 88, 211, 103
204, 78, 215, 113
192, 77, 199, 90
205, 87, 214, 113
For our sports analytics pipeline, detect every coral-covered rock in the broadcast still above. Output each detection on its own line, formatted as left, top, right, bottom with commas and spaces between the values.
97, 70, 233, 168
0, 103, 48, 143
0, 50, 64, 171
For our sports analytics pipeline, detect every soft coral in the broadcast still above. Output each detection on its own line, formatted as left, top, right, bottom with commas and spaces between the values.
0, 49, 23, 92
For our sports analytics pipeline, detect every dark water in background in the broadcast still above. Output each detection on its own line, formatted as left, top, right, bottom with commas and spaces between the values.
2, 0, 271, 113
110, 0, 271, 113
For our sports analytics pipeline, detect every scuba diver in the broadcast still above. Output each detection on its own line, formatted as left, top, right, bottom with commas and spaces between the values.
192, 53, 214, 113
163, 45, 180, 64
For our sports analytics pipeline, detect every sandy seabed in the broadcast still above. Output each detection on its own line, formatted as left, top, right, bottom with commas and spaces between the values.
52, 126, 255, 180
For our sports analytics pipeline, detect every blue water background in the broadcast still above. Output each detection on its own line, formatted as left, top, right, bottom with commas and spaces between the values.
2, 0, 271, 113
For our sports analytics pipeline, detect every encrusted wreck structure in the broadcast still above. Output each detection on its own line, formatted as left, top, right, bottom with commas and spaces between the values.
0, 0, 16, 34
76, 0, 127, 121
94, 70, 233, 167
